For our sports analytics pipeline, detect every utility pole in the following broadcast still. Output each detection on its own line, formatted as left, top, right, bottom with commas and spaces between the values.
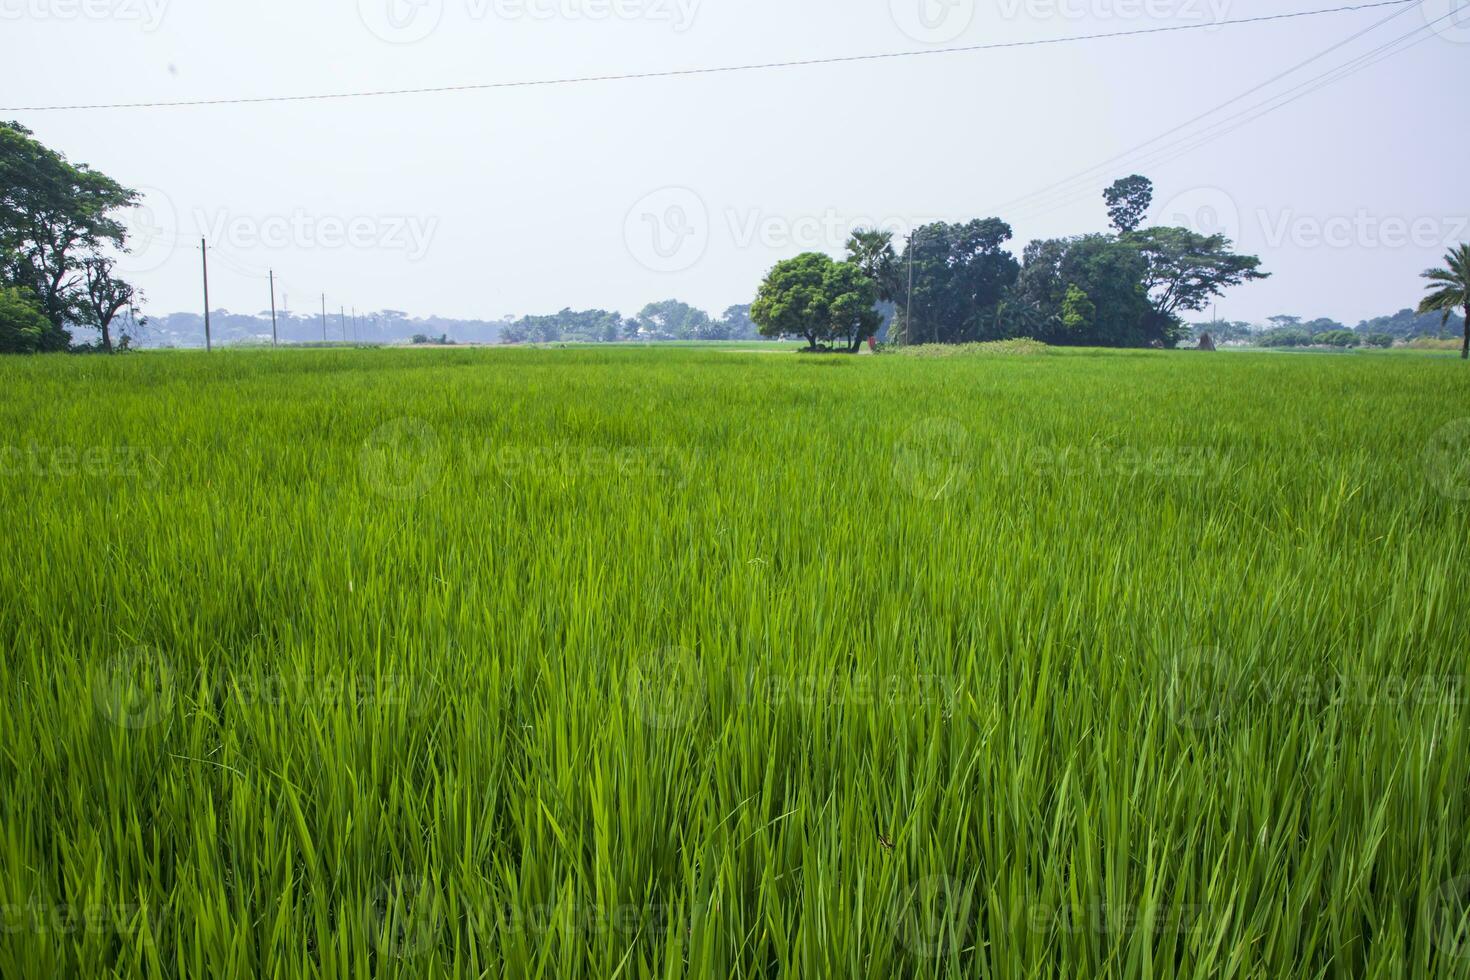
269, 270, 279, 347
905, 230, 917, 347
321, 294, 328, 343
351, 306, 358, 343
200, 238, 212, 353
341, 306, 347, 342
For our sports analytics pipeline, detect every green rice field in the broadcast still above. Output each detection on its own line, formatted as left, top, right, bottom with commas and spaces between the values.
2, 345, 1469, 978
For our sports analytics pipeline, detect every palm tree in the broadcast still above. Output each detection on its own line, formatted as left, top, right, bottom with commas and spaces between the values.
1418, 243, 1470, 360
845, 228, 898, 302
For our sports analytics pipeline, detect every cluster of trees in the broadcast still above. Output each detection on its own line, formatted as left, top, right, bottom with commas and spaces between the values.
1187, 306, 1468, 350
751, 176, 1269, 350
497, 300, 758, 345
0, 122, 145, 353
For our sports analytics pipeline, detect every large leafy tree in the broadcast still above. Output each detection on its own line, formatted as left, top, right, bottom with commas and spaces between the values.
0, 122, 140, 351
1129, 226, 1268, 329
897, 219, 1019, 345
751, 252, 880, 352
1417, 244, 1470, 360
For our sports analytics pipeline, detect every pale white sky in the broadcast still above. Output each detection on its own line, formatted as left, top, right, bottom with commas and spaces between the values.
4, 0, 1466, 325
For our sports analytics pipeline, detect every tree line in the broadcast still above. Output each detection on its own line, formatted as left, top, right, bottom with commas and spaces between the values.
6, 121, 1466, 358
751, 175, 1271, 351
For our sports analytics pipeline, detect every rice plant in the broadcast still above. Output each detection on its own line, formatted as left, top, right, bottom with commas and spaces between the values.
0, 345, 1468, 979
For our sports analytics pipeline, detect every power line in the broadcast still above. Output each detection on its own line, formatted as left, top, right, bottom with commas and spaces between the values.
1003, 7, 1449, 225
982, 0, 1424, 221
1, 0, 1421, 113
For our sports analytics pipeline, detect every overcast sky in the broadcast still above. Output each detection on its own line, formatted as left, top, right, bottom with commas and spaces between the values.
5, 0, 1466, 325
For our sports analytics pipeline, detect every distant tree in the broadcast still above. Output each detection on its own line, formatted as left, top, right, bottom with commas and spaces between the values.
1104, 175, 1154, 234
1267, 315, 1302, 331
79, 253, 141, 352
719, 304, 758, 340
0, 286, 49, 353
1416, 244, 1470, 359
1355, 307, 1464, 340
0, 122, 139, 351
1362, 332, 1394, 348
751, 252, 880, 352
637, 299, 710, 340
1256, 328, 1312, 348
1312, 329, 1357, 348
1130, 226, 1268, 336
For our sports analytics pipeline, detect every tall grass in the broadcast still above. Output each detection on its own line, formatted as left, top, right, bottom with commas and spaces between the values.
0, 346, 1468, 978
